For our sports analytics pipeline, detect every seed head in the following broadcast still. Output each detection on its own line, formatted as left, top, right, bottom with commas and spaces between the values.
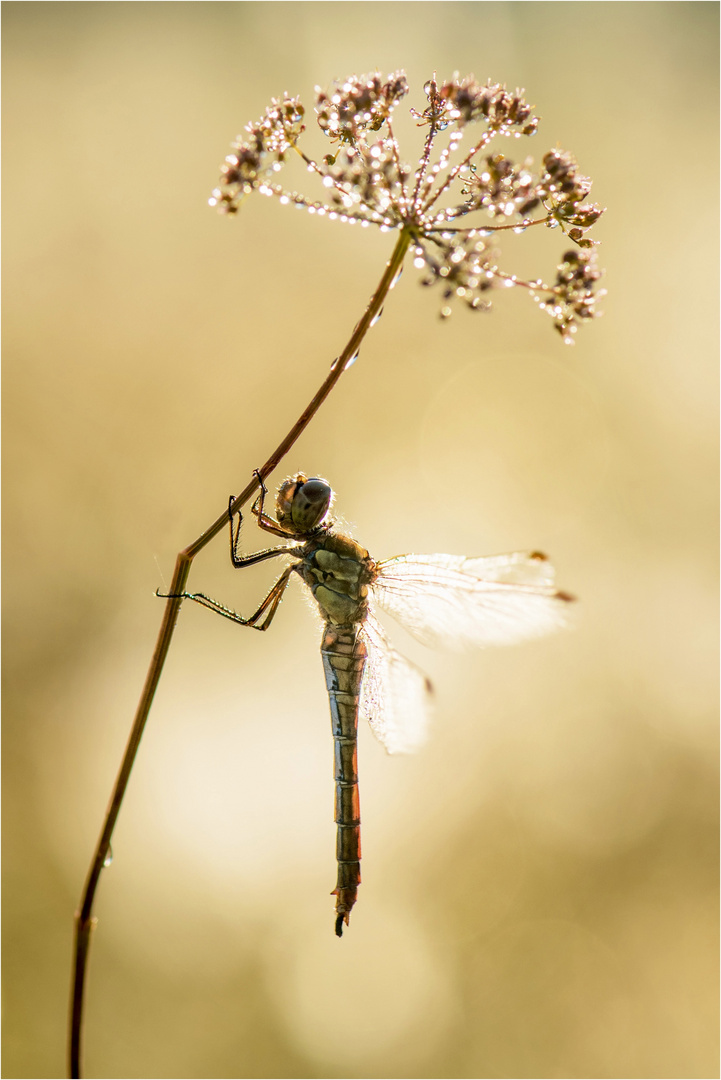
316, 72, 408, 143
209, 95, 304, 213
211, 71, 605, 340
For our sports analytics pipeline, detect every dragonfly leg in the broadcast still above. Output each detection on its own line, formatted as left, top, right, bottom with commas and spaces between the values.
247, 566, 294, 630
228, 495, 244, 567
226, 493, 298, 570
251, 469, 268, 519
156, 565, 294, 632
228, 472, 294, 558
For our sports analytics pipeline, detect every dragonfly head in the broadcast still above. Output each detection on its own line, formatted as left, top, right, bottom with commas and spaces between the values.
277, 473, 333, 534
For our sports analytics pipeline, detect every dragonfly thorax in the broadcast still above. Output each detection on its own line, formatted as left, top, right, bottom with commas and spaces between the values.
277, 474, 332, 534
299, 532, 375, 626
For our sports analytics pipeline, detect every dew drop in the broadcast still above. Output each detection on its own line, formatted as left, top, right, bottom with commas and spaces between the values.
369, 307, 384, 327
389, 265, 403, 289
103, 844, 114, 868
344, 349, 360, 370
513, 225, 527, 234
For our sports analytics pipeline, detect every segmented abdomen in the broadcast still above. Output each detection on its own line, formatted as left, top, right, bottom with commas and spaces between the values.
320, 622, 367, 937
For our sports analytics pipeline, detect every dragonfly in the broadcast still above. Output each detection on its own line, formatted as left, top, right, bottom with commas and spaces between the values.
163, 471, 575, 936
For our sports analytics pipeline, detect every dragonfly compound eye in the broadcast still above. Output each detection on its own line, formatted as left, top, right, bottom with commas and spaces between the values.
276, 477, 303, 521
291, 478, 332, 531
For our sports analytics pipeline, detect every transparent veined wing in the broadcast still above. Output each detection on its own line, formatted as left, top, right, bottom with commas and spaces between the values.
371, 551, 575, 651
359, 607, 434, 754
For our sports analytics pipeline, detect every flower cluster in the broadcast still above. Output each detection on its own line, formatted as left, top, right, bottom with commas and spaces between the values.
419, 237, 494, 316
541, 249, 603, 340
209, 96, 305, 213
434, 76, 539, 135
211, 71, 605, 340
316, 71, 408, 145
459, 154, 540, 218
455, 147, 604, 246
537, 150, 604, 247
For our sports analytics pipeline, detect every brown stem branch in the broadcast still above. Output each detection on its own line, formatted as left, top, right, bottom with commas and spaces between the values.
68, 226, 412, 1079
425, 214, 552, 234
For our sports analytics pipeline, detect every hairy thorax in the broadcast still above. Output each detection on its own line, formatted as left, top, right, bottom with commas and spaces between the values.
298, 531, 376, 626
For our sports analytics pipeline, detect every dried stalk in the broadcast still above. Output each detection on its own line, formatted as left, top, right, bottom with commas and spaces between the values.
69, 227, 412, 1079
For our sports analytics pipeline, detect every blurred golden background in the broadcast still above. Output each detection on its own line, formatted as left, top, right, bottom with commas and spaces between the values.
3, 3, 718, 1078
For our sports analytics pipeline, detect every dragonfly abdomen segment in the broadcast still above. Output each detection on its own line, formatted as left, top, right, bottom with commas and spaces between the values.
320, 623, 367, 937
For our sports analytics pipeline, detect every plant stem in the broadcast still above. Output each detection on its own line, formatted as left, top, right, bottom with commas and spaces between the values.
68, 227, 411, 1079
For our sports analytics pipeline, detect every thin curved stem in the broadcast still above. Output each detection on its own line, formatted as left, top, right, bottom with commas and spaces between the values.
424, 213, 553, 234
69, 226, 412, 1079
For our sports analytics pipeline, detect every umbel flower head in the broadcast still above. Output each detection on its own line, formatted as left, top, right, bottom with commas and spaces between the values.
211, 71, 605, 343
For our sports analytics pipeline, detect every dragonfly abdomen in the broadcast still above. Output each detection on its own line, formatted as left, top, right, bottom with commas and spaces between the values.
320, 623, 367, 937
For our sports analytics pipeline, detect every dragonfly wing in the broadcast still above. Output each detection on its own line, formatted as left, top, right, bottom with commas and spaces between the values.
372, 552, 574, 650
359, 609, 433, 755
